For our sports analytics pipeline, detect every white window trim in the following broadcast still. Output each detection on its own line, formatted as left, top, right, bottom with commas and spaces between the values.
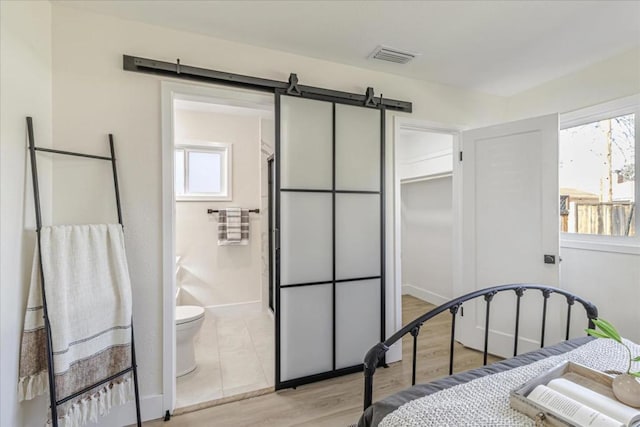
175, 139, 232, 201
559, 94, 640, 254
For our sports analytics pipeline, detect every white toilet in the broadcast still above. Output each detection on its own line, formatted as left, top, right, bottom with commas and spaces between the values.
176, 305, 205, 377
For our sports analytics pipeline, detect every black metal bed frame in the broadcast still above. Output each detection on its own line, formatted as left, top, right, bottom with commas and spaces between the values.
362, 283, 598, 410
26, 117, 142, 427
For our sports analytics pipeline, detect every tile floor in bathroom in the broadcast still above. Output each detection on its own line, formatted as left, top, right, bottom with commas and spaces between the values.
175, 308, 274, 410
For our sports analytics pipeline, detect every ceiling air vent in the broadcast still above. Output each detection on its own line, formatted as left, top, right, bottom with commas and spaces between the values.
369, 45, 418, 64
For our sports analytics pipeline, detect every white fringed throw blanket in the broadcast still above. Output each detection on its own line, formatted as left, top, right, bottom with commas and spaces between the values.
19, 224, 134, 427
379, 338, 640, 427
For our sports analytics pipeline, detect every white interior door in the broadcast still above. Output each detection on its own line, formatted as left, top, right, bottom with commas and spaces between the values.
458, 114, 560, 358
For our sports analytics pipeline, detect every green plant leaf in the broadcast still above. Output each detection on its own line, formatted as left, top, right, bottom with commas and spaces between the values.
629, 371, 640, 378
632, 356, 640, 362
592, 318, 622, 343
585, 328, 611, 339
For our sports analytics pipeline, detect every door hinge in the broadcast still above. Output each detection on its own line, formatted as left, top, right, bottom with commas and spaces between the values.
459, 151, 463, 162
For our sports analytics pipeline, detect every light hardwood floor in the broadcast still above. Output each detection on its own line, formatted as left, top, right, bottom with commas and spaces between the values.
145, 296, 499, 427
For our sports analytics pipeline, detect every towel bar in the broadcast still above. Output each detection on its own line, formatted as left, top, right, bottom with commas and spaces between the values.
207, 208, 260, 214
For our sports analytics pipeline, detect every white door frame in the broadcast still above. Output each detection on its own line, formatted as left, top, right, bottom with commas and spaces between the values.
392, 117, 463, 362
160, 81, 273, 413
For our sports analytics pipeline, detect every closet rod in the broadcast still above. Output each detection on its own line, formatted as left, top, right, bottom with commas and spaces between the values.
207, 209, 260, 214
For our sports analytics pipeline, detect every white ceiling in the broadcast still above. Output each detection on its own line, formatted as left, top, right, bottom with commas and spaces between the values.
56, 0, 640, 97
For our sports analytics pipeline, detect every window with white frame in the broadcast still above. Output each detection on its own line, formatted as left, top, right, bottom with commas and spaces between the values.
175, 141, 232, 201
559, 96, 638, 239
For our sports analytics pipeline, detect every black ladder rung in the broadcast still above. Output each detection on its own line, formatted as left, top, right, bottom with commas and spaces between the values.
56, 366, 134, 406
34, 146, 113, 161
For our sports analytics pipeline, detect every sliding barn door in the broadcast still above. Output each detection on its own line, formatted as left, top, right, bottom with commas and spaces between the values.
458, 114, 561, 358
275, 93, 384, 389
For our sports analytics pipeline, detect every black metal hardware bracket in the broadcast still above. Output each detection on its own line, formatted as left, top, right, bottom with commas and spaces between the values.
27, 117, 142, 427
362, 283, 598, 410
364, 87, 377, 107
286, 73, 301, 96
122, 55, 412, 112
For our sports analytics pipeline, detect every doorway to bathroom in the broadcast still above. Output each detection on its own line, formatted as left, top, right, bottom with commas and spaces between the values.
162, 82, 276, 413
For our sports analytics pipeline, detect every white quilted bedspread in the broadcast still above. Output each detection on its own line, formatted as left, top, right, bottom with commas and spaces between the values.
380, 338, 640, 427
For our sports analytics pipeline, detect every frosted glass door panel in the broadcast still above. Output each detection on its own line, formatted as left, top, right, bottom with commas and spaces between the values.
335, 104, 380, 191
280, 96, 333, 189
281, 285, 333, 381
281, 192, 332, 285
336, 280, 380, 369
335, 194, 380, 280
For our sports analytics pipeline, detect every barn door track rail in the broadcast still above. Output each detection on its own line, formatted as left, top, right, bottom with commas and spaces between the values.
122, 55, 412, 113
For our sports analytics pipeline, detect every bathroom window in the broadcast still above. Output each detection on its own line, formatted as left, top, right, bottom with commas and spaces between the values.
175, 141, 232, 201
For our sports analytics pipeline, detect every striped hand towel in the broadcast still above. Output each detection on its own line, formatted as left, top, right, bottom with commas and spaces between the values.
19, 224, 134, 427
217, 208, 250, 245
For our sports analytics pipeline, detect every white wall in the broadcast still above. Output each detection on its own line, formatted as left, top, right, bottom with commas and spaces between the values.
174, 110, 262, 308
507, 47, 640, 120
561, 249, 640, 341
397, 129, 454, 180
46, 3, 506, 422
506, 48, 640, 343
401, 177, 454, 305
0, 2, 52, 426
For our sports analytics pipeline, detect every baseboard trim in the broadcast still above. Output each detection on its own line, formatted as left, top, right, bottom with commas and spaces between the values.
91, 394, 163, 426
402, 284, 449, 306
205, 300, 262, 317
